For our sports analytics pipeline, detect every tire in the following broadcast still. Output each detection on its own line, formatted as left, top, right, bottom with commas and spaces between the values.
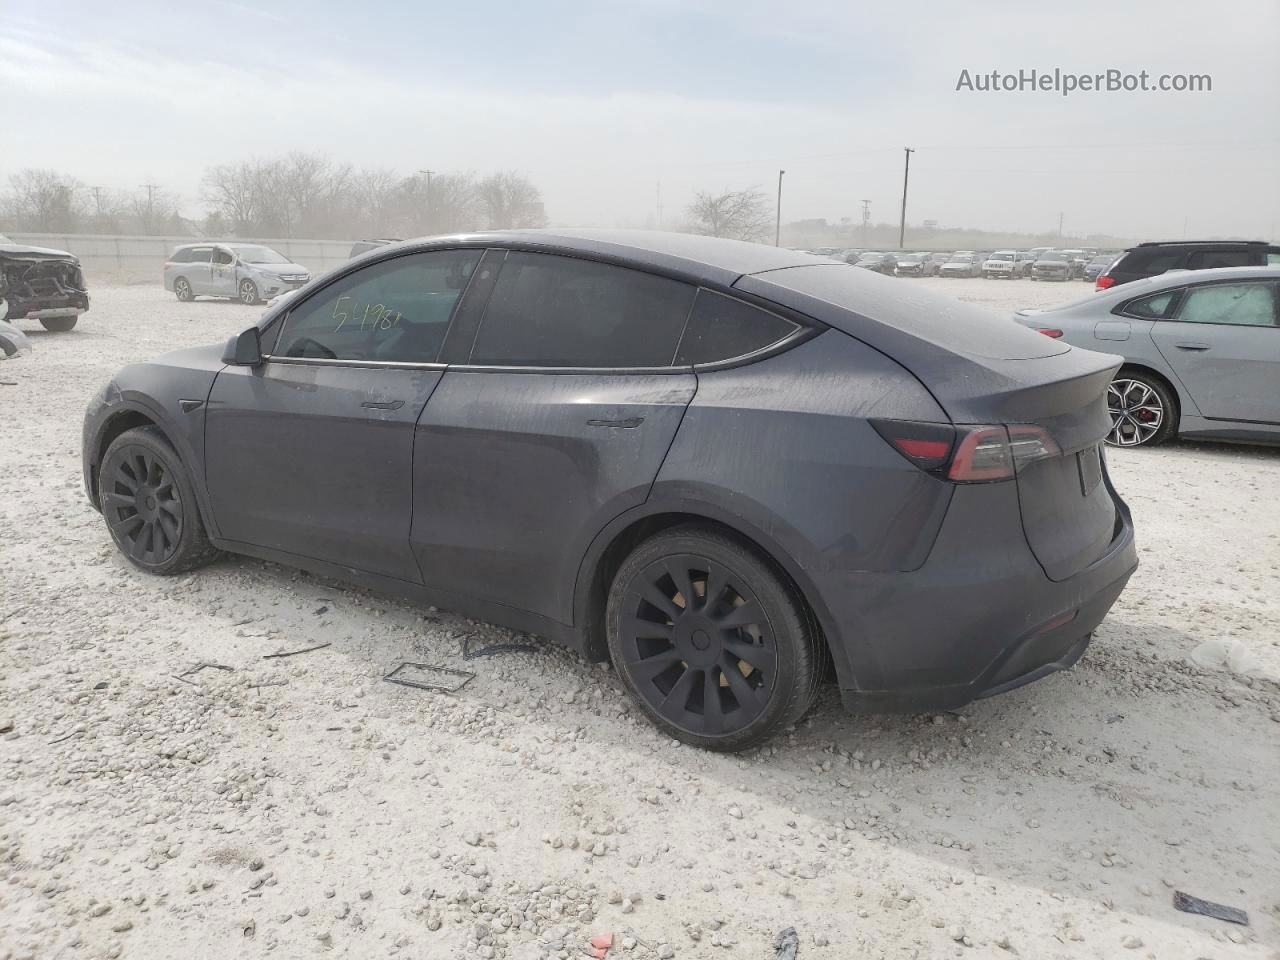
238, 279, 260, 305
1106, 371, 1178, 447
98, 426, 220, 575
174, 277, 194, 302
39, 315, 77, 332
606, 524, 823, 751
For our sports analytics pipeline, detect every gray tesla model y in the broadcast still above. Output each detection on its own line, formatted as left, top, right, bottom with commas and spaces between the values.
83, 231, 1137, 750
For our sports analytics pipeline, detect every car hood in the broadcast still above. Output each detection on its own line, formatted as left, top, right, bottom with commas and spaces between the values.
0, 242, 78, 260
243, 261, 308, 275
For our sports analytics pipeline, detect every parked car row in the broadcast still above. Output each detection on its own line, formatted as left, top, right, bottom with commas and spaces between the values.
797, 246, 1122, 281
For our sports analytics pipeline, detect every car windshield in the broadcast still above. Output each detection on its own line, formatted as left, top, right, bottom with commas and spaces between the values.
231, 245, 289, 264
988, 253, 1014, 261
1089, 256, 1112, 266
949, 255, 973, 262
857, 254, 883, 261
1037, 254, 1068, 263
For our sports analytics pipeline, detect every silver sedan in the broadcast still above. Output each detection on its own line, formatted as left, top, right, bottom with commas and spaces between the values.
1014, 266, 1280, 447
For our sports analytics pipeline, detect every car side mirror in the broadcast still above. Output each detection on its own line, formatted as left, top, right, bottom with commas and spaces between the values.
222, 326, 263, 366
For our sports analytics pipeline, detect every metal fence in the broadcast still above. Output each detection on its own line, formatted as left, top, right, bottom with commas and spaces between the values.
3, 233, 356, 280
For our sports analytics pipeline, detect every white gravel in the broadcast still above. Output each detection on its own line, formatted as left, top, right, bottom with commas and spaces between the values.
1, 278, 1277, 959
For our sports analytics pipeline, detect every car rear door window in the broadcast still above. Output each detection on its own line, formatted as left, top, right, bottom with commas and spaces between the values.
1174, 282, 1278, 327
675, 290, 799, 365
1186, 250, 1253, 269
212, 248, 234, 266
469, 252, 695, 367
273, 250, 481, 363
171, 248, 192, 263
188, 247, 213, 263
1121, 290, 1179, 319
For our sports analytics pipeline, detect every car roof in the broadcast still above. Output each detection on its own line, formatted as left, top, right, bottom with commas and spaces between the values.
1135, 239, 1268, 248
1046, 266, 1280, 314
393, 229, 830, 287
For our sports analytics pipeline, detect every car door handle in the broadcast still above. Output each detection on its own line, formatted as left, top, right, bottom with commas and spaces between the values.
586, 417, 645, 429
1174, 341, 1210, 351
362, 400, 405, 410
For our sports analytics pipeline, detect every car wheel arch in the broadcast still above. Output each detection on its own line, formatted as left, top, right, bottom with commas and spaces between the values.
572, 502, 849, 688
1115, 362, 1187, 426
90, 408, 161, 508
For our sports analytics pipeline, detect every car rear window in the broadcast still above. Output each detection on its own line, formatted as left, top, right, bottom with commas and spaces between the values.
1115, 249, 1182, 275
743, 264, 1068, 360
1121, 291, 1178, 319
470, 253, 695, 368
675, 291, 799, 365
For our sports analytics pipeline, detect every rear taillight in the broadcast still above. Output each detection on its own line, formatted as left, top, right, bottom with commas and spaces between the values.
872, 420, 1059, 483
1095, 275, 1116, 290
1037, 328, 1064, 338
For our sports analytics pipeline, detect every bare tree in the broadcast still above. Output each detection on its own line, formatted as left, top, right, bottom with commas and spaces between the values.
201, 161, 262, 235
686, 188, 771, 242
3, 169, 84, 232
478, 171, 547, 230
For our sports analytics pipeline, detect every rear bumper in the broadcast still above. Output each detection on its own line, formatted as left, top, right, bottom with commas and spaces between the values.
827, 474, 1137, 714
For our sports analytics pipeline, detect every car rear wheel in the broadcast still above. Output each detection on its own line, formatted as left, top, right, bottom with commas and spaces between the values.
39, 315, 77, 332
238, 279, 260, 305
99, 426, 220, 575
174, 277, 194, 302
1106, 372, 1177, 447
606, 524, 822, 751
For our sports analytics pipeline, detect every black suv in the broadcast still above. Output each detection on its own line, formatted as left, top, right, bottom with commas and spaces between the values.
1096, 240, 1280, 290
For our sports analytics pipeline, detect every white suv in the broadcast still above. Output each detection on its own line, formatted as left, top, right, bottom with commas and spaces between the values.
982, 250, 1019, 279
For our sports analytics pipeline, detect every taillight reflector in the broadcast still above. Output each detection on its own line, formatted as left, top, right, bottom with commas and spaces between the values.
1038, 328, 1064, 338
1095, 275, 1116, 290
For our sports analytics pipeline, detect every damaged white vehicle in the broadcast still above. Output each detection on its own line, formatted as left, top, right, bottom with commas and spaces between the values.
0, 235, 90, 331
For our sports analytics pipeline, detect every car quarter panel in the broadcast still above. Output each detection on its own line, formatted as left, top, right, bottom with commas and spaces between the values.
652, 330, 955, 688
411, 370, 697, 626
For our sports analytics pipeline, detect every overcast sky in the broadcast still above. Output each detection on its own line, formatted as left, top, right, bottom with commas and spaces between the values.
3, 0, 1277, 239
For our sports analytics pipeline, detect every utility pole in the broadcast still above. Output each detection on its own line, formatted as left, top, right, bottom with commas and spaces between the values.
656, 182, 663, 230
140, 182, 159, 232
898, 148, 914, 250
417, 169, 434, 230
775, 169, 786, 247
860, 199, 871, 246
1058, 211, 1064, 238
89, 186, 104, 219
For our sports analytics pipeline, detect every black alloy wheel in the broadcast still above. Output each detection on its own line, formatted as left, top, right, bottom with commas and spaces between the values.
99, 426, 219, 574
103, 445, 183, 565
607, 525, 822, 751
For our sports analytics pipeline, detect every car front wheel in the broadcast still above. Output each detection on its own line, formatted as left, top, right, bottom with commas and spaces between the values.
1106, 372, 1177, 447
99, 426, 220, 574
39, 315, 78, 331
606, 524, 823, 751
238, 279, 260, 305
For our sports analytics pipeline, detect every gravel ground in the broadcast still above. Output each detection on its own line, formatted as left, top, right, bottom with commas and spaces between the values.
2, 277, 1278, 960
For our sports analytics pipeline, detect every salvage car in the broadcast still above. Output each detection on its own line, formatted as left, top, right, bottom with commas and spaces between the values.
83, 230, 1137, 751
0, 235, 90, 331
163, 242, 311, 305
1095, 239, 1280, 290
939, 252, 981, 278
981, 250, 1019, 279
1031, 251, 1073, 281
0, 318, 32, 358
1016, 266, 1280, 447
893, 252, 938, 277
853, 252, 897, 275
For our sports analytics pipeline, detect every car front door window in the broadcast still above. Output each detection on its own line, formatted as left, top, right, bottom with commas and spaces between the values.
273, 250, 481, 363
